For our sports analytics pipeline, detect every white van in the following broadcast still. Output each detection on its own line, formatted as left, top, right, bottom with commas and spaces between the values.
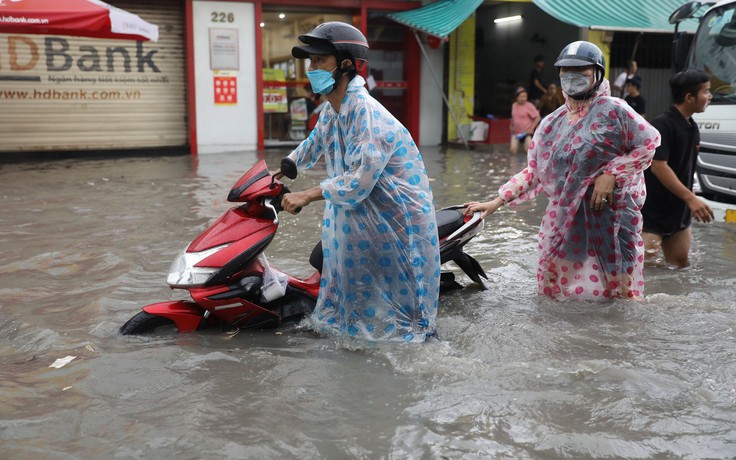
672, 0, 736, 224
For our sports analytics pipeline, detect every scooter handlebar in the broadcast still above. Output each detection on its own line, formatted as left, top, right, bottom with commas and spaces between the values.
270, 189, 301, 215
270, 158, 301, 214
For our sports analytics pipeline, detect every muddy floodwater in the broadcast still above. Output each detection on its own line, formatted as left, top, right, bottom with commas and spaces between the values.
1, 147, 735, 459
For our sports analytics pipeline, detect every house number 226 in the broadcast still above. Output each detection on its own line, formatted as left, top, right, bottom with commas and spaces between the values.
211, 12, 235, 23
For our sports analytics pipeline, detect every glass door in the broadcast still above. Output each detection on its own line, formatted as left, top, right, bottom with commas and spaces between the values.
260, 8, 352, 147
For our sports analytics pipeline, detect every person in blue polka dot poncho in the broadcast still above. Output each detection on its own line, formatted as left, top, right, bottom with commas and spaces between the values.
278, 22, 440, 342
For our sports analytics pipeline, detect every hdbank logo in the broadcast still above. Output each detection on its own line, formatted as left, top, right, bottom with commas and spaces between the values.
2, 37, 161, 74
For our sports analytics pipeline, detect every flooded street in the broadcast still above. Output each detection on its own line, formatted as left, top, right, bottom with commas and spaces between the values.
1, 147, 735, 459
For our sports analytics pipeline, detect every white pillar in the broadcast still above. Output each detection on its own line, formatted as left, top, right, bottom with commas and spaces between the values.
192, 1, 257, 153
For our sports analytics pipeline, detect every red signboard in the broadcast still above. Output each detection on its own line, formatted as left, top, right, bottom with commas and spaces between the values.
214, 76, 237, 105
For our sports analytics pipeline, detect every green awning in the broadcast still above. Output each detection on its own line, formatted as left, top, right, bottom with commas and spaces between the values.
532, 0, 701, 33
387, 0, 484, 39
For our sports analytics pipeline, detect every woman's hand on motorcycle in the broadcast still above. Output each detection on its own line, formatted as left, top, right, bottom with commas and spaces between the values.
464, 197, 504, 219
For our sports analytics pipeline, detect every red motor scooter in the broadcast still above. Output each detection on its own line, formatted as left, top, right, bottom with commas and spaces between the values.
119, 158, 487, 335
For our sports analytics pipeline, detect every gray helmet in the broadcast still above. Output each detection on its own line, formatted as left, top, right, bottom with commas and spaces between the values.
554, 40, 606, 79
555, 41, 606, 99
292, 22, 369, 69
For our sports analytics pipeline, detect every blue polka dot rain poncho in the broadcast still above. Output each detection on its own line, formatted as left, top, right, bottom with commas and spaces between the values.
288, 76, 440, 343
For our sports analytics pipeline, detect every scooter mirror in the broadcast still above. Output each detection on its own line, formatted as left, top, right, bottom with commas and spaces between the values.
280, 158, 298, 180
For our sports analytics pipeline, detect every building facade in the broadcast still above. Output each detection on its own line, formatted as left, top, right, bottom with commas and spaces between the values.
0, 0, 453, 156
0, 0, 188, 154
6, 0, 673, 157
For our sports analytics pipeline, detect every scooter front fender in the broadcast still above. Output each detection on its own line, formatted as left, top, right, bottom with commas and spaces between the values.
143, 301, 204, 333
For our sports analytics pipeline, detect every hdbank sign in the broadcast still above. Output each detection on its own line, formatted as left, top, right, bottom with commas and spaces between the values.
1, 36, 163, 100
0, 29, 187, 152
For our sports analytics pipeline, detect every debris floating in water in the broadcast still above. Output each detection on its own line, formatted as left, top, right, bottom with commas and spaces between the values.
49, 356, 76, 369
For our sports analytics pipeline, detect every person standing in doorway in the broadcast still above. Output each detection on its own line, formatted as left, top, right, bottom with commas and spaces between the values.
466, 41, 659, 300
528, 54, 546, 105
642, 69, 714, 268
624, 76, 646, 117
537, 82, 564, 118
509, 87, 540, 154
276, 22, 440, 342
613, 59, 639, 98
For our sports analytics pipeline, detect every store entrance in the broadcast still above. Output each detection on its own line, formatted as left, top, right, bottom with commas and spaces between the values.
261, 9, 351, 147
259, 7, 418, 148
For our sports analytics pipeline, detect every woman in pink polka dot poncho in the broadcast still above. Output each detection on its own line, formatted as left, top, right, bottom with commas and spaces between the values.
466, 41, 660, 300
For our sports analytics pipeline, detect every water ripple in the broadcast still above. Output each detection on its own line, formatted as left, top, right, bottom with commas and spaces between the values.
1, 150, 735, 458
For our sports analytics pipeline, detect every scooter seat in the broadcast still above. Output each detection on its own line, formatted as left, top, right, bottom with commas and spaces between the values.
308, 209, 465, 273
436, 209, 465, 239
309, 241, 324, 273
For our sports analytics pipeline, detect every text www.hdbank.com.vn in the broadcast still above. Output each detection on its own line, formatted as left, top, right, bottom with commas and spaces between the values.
0, 89, 143, 100
0, 16, 50, 25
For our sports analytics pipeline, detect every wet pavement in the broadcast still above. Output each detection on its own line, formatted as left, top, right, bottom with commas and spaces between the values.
1, 147, 735, 459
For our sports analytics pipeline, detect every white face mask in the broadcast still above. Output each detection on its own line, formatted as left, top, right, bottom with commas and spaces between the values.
560, 72, 593, 97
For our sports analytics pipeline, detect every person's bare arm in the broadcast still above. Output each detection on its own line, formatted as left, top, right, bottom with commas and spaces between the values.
528, 115, 541, 135
650, 160, 714, 222
464, 197, 504, 219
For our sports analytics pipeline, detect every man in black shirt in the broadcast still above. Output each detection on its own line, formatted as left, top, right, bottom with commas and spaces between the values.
528, 54, 545, 105
642, 70, 714, 268
624, 76, 646, 117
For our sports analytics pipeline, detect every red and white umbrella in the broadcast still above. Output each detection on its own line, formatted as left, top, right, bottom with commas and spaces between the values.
0, 0, 158, 41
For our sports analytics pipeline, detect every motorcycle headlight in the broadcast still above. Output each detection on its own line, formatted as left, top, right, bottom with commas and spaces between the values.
166, 244, 229, 288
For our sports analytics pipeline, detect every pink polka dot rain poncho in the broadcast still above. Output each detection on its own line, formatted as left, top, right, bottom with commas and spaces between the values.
499, 80, 660, 300
288, 76, 441, 342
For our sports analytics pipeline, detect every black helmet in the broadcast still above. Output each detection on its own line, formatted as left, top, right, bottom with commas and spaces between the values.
292, 22, 369, 68
554, 40, 606, 79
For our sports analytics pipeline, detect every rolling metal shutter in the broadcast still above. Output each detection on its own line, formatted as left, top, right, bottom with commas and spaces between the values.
0, 0, 187, 153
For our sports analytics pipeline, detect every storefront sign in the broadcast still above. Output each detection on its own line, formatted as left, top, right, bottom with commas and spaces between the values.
262, 68, 287, 113
209, 28, 239, 71
214, 75, 237, 105
0, 36, 168, 103
0, 13, 186, 153
290, 98, 307, 121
